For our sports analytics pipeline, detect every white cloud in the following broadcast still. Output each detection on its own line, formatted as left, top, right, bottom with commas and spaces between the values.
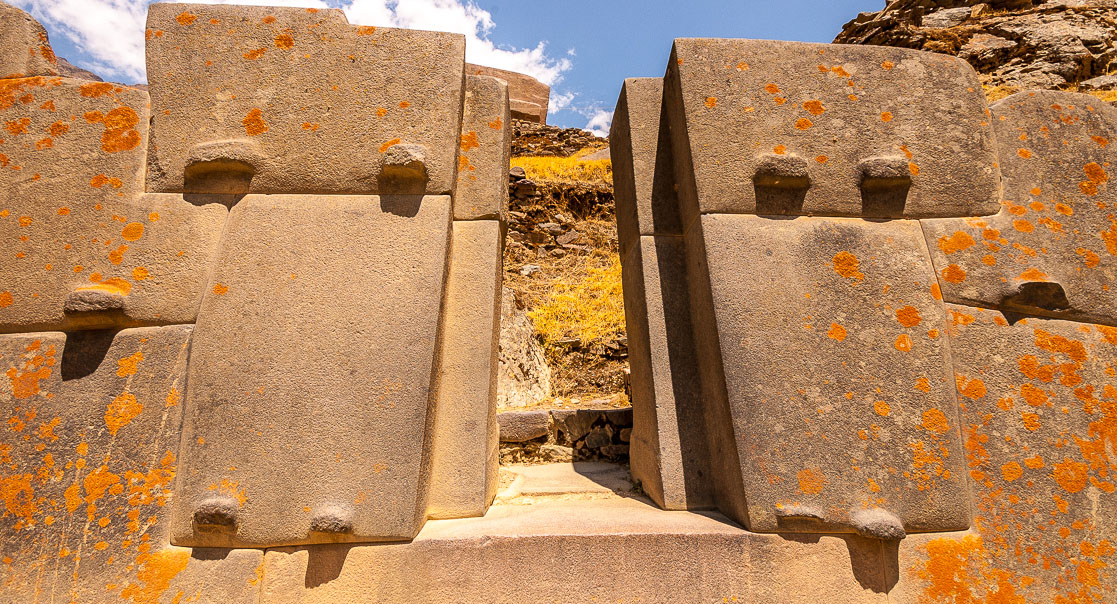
583, 109, 612, 138
13, 0, 571, 88
342, 1, 571, 87
549, 90, 575, 113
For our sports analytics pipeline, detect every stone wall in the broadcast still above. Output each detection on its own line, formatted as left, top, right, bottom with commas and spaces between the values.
467, 64, 550, 123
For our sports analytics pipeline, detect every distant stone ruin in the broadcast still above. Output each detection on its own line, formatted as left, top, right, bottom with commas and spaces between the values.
1, 1, 1113, 602
467, 63, 550, 123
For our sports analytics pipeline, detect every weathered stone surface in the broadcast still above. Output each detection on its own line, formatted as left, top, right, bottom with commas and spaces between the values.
455, 76, 511, 222
0, 2, 58, 79
611, 78, 681, 257
887, 306, 1116, 603
172, 195, 451, 548
0, 326, 256, 603
922, 91, 1117, 325
427, 220, 502, 519
685, 214, 969, 534
466, 63, 550, 124
664, 39, 1000, 221
620, 236, 711, 510
260, 498, 895, 603
145, 3, 465, 195
496, 286, 551, 407
497, 410, 551, 442
551, 409, 601, 443
0, 78, 226, 333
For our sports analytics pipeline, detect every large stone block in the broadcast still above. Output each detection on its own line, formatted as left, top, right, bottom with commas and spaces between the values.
686, 213, 970, 535
620, 235, 711, 510
922, 91, 1117, 325
455, 75, 510, 222
172, 194, 452, 548
259, 498, 895, 603
0, 326, 258, 604
145, 3, 466, 196
0, 78, 226, 333
466, 63, 550, 124
664, 39, 1000, 222
888, 306, 1116, 603
610, 78, 682, 257
0, 2, 59, 79
427, 220, 502, 519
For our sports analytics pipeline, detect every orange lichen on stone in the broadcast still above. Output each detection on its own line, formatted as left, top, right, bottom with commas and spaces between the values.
243, 48, 266, 60
922, 408, 949, 433
895, 334, 913, 352
105, 392, 143, 436
704, 97, 717, 108
895, 306, 922, 328
881, 112, 893, 122
275, 34, 294, 49
0, 291, 12, 308
5, 341, 55, 399
94, 106, 141, 153
121, 222, 144, 242
90, 174, 122, 188
942, 264, 967, 284
212, 283, 228, 296
243, 108, 268, 136
881, 60, 895, 70
1017, 148, 1032, 158
827, 323, 847, 342
795, 118, 813, 130
773, 145, 786, 155
116, 351, 144, 377
357, 26, 376, 36
4, 117, 29, 135
1001, 461, 1023, 482
874, 400, 891, 416
1078, 162, 1108, 196
832, 251, 864, 281
1052, 458, 1088, 493
119, 549, 190, 604
764, 83, 780, 94
1017, 267, 1047, 281
460, 131, 479, 152
937, 231, 975, 254
796, 468, 825, 494
815, 155, 828, 164
176, 11, 197, 25
379, 138, 401, 153
802, 100, 825, 115
79, 82, 115, 98
956, 375, 986, 399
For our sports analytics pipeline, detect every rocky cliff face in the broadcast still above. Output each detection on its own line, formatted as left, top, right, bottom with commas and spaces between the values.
836, 0, 1117, 93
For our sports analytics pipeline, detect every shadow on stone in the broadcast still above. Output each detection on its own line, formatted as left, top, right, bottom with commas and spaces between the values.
61, 329, 117, 381
305, 544, 351, 589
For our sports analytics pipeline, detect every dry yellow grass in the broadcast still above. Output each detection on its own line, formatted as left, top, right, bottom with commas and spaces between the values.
528, 254, 625, 349
510, 155, 612, 186
984, 83, 1117, 105
983, 84, 1021, 103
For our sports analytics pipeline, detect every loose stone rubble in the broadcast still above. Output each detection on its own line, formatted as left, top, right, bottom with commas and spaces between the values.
1, 1, 1114, 602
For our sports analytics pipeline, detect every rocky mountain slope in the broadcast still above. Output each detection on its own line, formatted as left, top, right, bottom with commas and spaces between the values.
836, 0, 1117, 98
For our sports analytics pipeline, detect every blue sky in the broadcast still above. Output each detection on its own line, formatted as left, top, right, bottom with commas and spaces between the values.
17, 0, 883, 133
